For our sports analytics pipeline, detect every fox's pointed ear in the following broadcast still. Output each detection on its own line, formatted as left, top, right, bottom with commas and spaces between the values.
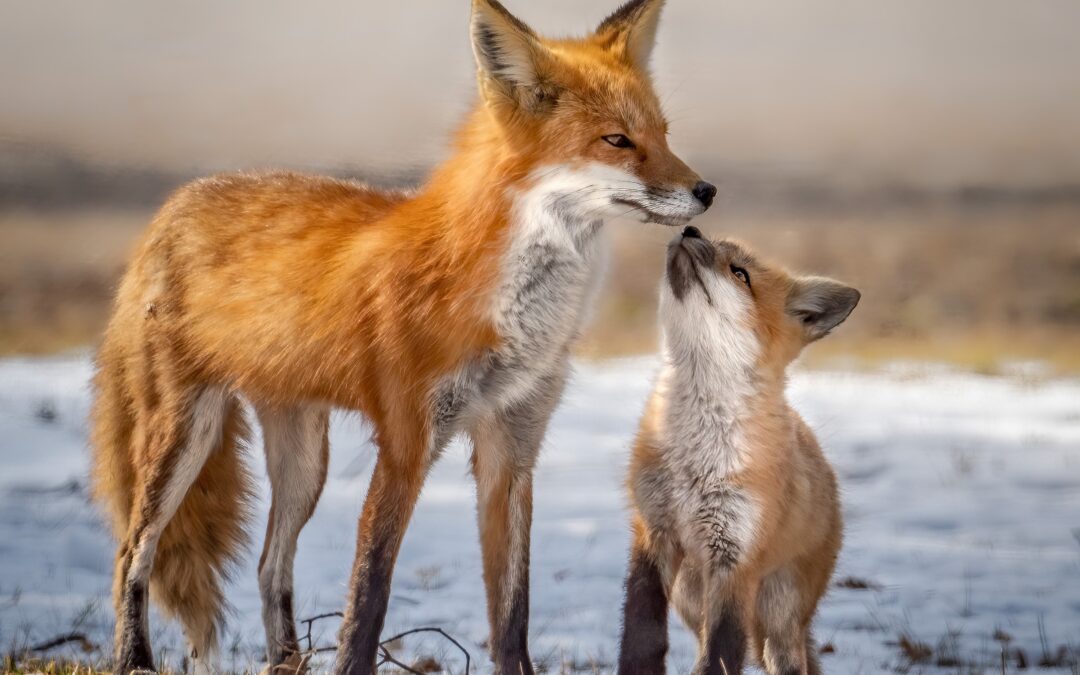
471, 0, 555, 111
595, 0, 665, 71
787, 277, 861, 342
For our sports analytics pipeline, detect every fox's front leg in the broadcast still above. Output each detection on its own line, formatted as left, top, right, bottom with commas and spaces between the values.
617, 518, 674, 675
472, 445, 534, 675
335, 429, 430, 675
469, 370, 566, 675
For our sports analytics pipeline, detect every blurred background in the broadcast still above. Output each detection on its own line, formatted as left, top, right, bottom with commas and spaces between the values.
2, 0, 1079, 367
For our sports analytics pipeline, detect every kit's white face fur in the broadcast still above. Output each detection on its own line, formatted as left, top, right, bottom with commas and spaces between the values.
659, 228, 761, 374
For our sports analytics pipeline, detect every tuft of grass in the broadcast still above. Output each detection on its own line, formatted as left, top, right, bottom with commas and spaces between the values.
896, 634, 934, 664
3, 659, 105, 675
887, 625, 1080, 673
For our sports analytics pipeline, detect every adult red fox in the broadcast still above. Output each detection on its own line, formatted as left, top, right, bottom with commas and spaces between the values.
617, 227, 859, 675
90, 1, 714, 673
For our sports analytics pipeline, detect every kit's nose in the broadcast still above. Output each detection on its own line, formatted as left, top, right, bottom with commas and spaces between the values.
692, 181, 717, 209
682, 225, 702, 239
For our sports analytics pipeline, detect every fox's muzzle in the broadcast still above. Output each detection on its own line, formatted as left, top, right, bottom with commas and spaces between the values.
666, 227, 715, 301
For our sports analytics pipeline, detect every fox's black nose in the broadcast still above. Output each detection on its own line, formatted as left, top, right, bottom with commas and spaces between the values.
692, 181, 717, 209
682, 225, 702, 239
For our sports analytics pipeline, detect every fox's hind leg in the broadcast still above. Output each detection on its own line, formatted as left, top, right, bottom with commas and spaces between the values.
113, 385, 231, 674
755, 568, 811, 675
255, 404, 330, 673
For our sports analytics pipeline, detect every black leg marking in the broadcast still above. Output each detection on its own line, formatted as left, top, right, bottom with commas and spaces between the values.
279, 589, 297, 643
335, 537, 395, 675
116, 580, 154, 673
699, 603, 746, 675
617, 549, 669, 675
267, 589, 300, 667
492, 579, 533, 675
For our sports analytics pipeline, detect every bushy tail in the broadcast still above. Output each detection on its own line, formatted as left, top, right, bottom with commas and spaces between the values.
90, 355, 254, 657
89, 352, 137, 583
151, 396, 253, 656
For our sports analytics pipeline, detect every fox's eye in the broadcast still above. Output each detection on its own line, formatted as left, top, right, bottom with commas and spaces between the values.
602, 134, 635, 149
730, 265, 750, 287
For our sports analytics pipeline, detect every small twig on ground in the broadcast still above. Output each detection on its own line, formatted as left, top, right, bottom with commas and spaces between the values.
7, 630, 96, 665
25, 631, 94, 654
299, 613, 471, 674
381, 627, 471, 674
300, 611, 345, 652
377, 644, 424, 674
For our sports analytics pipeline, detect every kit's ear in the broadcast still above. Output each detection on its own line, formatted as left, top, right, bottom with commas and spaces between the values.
787, 277, 861, 342
471, 0, 556, 110
595, 0, 666, 71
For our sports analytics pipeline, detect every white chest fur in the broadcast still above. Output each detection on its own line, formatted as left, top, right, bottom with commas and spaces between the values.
428, 164, 633, 448
485, 164, 621, 405
652, 346, 762, 567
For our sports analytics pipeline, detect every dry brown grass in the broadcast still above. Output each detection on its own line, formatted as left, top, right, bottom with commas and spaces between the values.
2, 202, 1078, 372
0, 210, 144, 354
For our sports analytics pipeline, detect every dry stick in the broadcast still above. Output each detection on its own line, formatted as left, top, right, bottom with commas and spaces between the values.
299, 613, 471, 674
301, 611, 345, 652
5, 631, 91, 673
376, 645, 424, 675
381, 627, 471, 674
26, 632, 91, 653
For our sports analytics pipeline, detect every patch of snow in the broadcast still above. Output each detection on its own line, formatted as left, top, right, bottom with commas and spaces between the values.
0, 355, 1077, 673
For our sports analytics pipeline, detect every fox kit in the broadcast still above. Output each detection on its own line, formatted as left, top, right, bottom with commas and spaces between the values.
90, 1, 713, 674
616, 227, 859, 675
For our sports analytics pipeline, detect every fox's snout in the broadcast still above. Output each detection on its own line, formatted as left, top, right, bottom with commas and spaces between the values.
682, 224, 704, 239
665, 226, 716, 300
692, 182, 717, 209
637, 145, 716, 221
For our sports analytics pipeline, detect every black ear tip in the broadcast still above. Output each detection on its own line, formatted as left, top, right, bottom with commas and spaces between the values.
472, 0, 535, 36
597, 0, 653, 32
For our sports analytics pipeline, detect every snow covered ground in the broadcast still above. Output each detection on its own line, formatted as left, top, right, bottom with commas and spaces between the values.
1, 354, 1078, 673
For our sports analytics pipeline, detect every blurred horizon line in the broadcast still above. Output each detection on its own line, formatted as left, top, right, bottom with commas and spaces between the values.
7, 139, 1080, 215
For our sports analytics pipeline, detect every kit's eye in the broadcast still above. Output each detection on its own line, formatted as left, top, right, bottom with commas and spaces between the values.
602, 134, 635, 149
730, 265, 750, 287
